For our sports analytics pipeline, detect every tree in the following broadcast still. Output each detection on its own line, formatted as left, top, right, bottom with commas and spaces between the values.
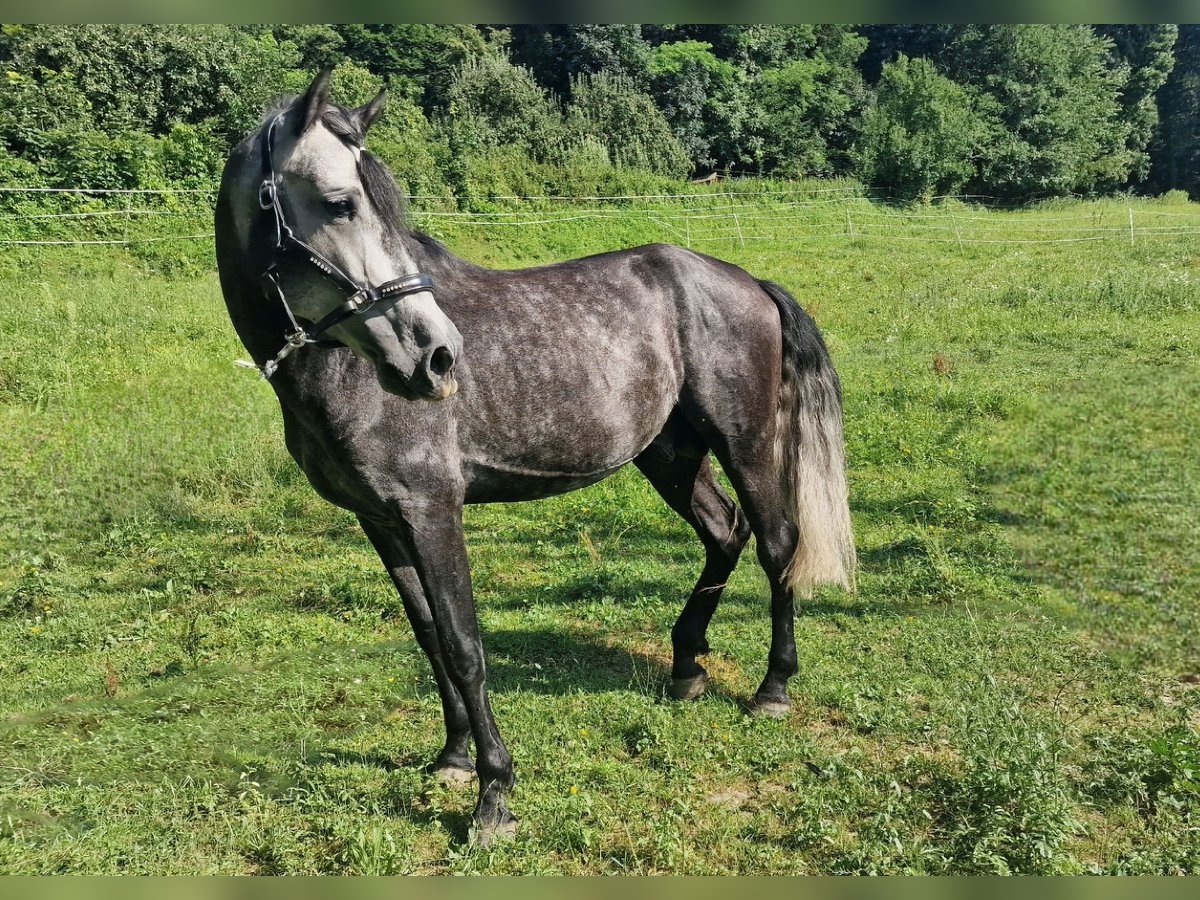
854, 25, 959, 83
268, 25, 346, 71
666, 26, 870, 174
1096, 25, 1178, 184
0, 25, 299, 140
442, 53, 565, 164
855, 55, 988, 200
333, 25, 491, 110
508, 25, 650, 98
1149, 25, 1200, 194
758, 28, 869, 177
945, 25, 1135, 198
0, 25, 302, 189
645, 40, 744, 172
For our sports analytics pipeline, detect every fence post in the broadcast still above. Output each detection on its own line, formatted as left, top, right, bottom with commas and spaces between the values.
1128, 207, 1135, 246
728, 191, 745, 248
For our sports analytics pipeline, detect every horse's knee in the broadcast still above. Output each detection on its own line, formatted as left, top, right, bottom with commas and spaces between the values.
436, 633, 485, 686
403, 604, 442, 655
476, 743, 514, 790
755, 519, 798, 578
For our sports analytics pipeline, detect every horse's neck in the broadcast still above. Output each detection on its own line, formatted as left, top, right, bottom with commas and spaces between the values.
404, 231, 485, 282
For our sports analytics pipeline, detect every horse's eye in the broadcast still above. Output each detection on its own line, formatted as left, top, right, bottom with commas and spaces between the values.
324, 198, 356, 220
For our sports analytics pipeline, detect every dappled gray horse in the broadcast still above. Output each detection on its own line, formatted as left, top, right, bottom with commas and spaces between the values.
216, 70, 855, 843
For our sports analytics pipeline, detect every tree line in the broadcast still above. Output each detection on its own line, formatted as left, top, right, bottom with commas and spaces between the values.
1, 24, 1197, 203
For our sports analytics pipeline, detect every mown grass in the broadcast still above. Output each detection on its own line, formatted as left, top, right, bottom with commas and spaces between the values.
0, 188, 1197, 873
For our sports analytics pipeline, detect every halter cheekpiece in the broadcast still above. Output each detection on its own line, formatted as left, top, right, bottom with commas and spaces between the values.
240, 113, 435, 379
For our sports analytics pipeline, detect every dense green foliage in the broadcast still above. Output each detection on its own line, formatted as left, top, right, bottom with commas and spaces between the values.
4, 24, 1200, 200
944, 26, 1135, 199
1, 191, 1198, 872
1150, 25, 1200, 194
855, 56, 986, 200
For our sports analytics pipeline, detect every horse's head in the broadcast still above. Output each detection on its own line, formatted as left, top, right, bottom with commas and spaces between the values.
226, 69, 461, 401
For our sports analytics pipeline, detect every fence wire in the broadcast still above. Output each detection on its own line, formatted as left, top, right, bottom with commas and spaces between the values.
1, 185, 1198, 249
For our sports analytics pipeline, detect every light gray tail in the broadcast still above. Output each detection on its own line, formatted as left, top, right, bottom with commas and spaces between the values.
759, 280, 857, 595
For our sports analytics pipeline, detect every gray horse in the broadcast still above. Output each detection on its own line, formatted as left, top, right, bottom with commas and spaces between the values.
215, 70, 855, 843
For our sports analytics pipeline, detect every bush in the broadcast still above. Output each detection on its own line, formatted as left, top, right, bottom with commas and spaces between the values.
158, 122, 226, 189
35, 129, 165, 190
565, 72, 690, 178
443, 53, 566, 165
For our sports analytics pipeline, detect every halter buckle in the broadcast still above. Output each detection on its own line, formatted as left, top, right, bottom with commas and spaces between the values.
258, 180, 277, 210
348, 289, 375, 312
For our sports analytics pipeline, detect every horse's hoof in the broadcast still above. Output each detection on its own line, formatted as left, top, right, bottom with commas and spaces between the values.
471, 816, 518, 847
747, 696, 791, 718
434, 765, 476, 787
669, 672, 708, 701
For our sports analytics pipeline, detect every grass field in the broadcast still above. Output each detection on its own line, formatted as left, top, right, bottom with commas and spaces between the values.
0, 185, 1198, 874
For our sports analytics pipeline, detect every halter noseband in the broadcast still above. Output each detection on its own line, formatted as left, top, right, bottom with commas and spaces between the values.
240, 113, 435, 380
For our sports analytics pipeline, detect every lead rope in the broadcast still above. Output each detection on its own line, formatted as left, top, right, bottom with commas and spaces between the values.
234, 332, 310, 379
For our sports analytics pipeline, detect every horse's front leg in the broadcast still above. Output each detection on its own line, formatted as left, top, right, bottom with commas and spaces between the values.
358, 516, 474, 782
394, 498, 517, 844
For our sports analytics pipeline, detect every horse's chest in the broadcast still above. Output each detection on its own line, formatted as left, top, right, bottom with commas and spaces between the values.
280, 408, 397, 515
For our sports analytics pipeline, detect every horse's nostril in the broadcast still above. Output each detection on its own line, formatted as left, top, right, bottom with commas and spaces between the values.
429, 345, 455, 377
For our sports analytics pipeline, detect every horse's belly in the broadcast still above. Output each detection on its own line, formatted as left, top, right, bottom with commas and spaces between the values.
462, 460, 624, 504
458, 373, 677, 492
458, 388, 671, 503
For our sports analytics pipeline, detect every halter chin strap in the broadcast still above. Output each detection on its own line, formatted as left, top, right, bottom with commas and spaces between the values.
239, 113, 436, 380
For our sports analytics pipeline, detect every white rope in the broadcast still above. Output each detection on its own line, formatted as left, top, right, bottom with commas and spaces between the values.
2, 181, 1197, 248
6, 226, 1199, 248
411, 197, 876, 217
1126, 209, 1200, 217
404, 185, 864, 201
0, 186, 215, 194
0, 233, 213, 246
0, 209, 187, 221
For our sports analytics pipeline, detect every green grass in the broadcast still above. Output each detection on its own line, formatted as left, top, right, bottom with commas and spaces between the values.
1, 187, 1198, 873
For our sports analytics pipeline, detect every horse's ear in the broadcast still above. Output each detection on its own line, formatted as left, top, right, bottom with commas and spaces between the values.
354, 87, 388, 135
295, 67, 334, 135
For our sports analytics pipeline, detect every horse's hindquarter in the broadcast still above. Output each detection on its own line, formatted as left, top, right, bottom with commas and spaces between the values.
443, 247, 691, 503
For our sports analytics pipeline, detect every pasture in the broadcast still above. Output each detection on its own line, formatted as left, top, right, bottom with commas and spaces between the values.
0, 185, 1197, 874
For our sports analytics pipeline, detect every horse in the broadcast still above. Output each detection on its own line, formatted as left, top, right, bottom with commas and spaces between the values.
215, 69, 856, 844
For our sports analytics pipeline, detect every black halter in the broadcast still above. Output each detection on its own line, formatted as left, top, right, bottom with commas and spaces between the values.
248, 113, 435, 379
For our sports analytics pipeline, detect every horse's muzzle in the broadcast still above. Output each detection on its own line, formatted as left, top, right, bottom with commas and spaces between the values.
377, 343, 458, 401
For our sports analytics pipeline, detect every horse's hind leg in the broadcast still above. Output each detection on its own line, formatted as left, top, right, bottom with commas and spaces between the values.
359, 516, 475, 782
707, 438, 800, 717
634, 445, 750, 700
